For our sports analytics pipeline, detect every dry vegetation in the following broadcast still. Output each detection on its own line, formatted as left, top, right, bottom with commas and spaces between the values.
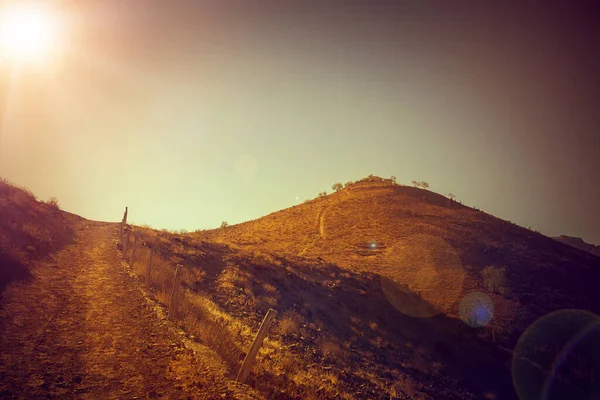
4, 174, 599, 399
119, 176, 600, 399
0, 177, 78, 296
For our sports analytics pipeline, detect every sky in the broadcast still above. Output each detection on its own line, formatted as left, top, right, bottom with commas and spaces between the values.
0, 1, 599, 244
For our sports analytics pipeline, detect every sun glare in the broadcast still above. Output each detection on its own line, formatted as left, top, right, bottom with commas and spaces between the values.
0, 2, 62, 66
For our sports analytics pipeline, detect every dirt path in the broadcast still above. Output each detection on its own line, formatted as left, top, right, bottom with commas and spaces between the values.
0, 220, 252, 400
317, 206, 327, 239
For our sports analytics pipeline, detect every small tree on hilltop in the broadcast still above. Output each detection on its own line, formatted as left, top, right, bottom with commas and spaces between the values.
332, 183, 343, 192
390, 175, 397, 184
318, 191, 327, 198
447, 193, 456, 201
411, 180, 419, 187
220, 221, 229, 228
47, 196, 60, 210
344, 181, 353, 188
421, 182, 430, 190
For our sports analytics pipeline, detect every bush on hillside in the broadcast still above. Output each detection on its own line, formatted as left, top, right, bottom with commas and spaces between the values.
411, 181, 430, 190
481, 265, 509, 295
220, 221, 229, 228
331, 183, 343, 192
47, 197, 60, 210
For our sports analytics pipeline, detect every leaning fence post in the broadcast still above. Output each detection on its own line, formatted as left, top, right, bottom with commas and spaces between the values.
130, 235, 138, 265
145, 249, 153, 287
119, 219, 124, 246
236, 308, 278, 383
168, 266, 182, 321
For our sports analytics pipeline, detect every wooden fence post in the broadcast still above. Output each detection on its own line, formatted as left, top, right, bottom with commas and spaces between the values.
130, 235, 138, 265
236, 308, 278, 383
145, 249, 153, 287
168, 266, 182, 321
123, 230, 130, 255
119, 219, 124, 245
123, 206, 128, 226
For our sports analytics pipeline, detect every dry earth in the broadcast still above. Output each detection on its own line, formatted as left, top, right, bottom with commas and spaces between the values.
0, 220, 260, 400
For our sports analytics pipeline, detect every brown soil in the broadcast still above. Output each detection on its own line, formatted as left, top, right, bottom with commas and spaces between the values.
0, 220, 259, 400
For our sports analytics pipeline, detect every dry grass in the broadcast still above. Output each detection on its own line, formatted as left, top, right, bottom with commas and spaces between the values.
0, 177, 77, 294
119, 177, 600, 399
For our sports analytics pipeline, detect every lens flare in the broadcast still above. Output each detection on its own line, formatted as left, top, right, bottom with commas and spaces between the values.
0, 2, 63, 66
459, 291, 494, 327
512, 309, 600, 400
380, 234, 464, 318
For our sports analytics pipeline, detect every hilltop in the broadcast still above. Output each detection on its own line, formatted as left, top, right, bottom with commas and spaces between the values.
198, 177, 600, 335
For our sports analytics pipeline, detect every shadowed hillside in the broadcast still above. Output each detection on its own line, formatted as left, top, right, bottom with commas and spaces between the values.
0, 177, 79, 296
129, 176, 600, 399
554, 235, 600, 257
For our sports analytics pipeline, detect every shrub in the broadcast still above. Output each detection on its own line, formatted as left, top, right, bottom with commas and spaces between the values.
47, 197, 60, 210
344, 181, 353, 188
331, 183, 343, 192
390, 175, 397, 184
318, 191, 327, 198
220, 221, 229, 228
411, 181, 430, 190
481, 265, 509, 295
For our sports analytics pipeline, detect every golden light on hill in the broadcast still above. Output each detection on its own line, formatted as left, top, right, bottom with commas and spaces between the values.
0, 2, 64, 67
380, 234, 465, 318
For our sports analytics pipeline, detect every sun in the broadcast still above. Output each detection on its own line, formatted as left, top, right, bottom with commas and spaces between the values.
0, 2, 62, 65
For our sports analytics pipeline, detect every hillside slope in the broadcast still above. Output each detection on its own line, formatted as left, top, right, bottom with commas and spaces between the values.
130, 178, 600, 399
199, 180, 600, 335
554, 235, 600, 257
0, 177, 79, 295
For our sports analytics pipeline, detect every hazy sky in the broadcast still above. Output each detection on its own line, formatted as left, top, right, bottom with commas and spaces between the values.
1, 2, 599, 244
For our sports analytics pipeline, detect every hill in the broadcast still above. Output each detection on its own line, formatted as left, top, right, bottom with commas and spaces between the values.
554, 235, 600, 257
130, 176, 600, 399
0, 177, 79, 296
